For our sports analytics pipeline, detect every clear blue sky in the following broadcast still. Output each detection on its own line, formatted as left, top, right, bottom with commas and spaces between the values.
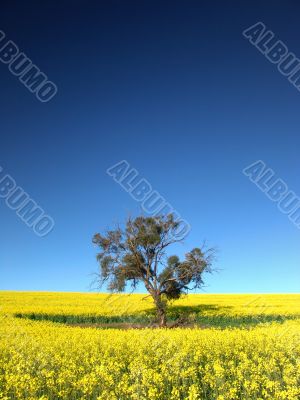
0, 1, 299, 293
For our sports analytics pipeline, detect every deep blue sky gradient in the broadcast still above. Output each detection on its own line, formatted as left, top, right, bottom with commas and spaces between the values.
1, 1, 299, 292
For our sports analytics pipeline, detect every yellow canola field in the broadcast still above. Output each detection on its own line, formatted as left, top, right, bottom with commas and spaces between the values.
1, 291, 300, 319
0, 292, 300, 400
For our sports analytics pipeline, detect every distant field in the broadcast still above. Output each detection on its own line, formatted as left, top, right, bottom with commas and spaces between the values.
2, 291, 300, 326
1, 292, 300, 399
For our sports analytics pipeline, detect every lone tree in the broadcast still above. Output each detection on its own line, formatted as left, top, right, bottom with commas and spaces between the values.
92, 214, 215, 327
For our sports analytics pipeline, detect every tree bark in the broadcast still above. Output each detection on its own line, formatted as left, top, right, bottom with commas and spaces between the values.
154, 295, 167, 327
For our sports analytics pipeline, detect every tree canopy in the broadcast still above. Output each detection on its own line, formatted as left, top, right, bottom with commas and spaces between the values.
93, 214, 215, 326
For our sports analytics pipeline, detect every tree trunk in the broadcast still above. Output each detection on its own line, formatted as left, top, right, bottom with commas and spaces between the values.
154, 295, 167, 327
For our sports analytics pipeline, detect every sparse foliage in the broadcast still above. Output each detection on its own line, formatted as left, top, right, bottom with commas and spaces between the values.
92, 214, 215, 326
